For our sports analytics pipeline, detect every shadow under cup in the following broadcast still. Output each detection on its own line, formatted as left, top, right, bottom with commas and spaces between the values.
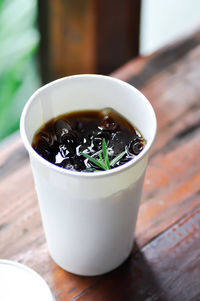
20, 75, 157, 276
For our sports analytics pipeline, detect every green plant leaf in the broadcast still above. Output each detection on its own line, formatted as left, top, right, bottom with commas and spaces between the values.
81, 138, 127, 172
102, 138, 110, 169
98, 152, 108, 170
0, 0, 40, 141
80, 152, 107, 170
110, 150, 126, 167
85, 167, 95, 172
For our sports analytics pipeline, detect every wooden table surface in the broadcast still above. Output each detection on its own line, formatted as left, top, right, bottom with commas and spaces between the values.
1, 31, 200, 301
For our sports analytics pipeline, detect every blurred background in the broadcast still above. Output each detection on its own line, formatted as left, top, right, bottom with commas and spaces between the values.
0, 0, 200, 142
0, 0, 39, 141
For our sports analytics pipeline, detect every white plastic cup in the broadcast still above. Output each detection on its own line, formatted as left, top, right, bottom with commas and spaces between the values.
20, 75, 156, 276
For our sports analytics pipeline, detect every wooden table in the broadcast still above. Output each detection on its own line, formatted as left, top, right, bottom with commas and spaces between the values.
1, 31, 200, 300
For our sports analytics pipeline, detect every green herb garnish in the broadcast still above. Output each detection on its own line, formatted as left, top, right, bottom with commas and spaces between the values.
110, 150, 126, 167
80, 138, 126, 171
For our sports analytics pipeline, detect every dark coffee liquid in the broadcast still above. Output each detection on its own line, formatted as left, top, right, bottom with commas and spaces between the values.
32, 108, 145, 172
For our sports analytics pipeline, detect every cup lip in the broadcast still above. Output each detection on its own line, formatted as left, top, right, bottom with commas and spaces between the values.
20, 74, 157, 178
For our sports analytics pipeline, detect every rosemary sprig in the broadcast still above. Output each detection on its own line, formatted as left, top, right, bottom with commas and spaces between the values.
110, 150, 126, 167
80, 138, 125, 171
102, 138, 110, 169
81, 152, 105, 170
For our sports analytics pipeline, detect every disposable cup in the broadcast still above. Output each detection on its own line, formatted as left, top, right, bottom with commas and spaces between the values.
20, 74, 156, 276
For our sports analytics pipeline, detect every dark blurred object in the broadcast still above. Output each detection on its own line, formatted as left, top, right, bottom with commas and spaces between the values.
38, 0, 141, 83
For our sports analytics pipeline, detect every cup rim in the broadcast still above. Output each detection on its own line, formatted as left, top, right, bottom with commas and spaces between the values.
20, 74, 157, 178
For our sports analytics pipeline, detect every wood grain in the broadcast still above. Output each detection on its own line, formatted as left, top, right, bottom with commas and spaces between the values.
0, 138, 28, 180
1, 30, 200, 300
111, 30, 200, 87
74, 209, 200, 301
